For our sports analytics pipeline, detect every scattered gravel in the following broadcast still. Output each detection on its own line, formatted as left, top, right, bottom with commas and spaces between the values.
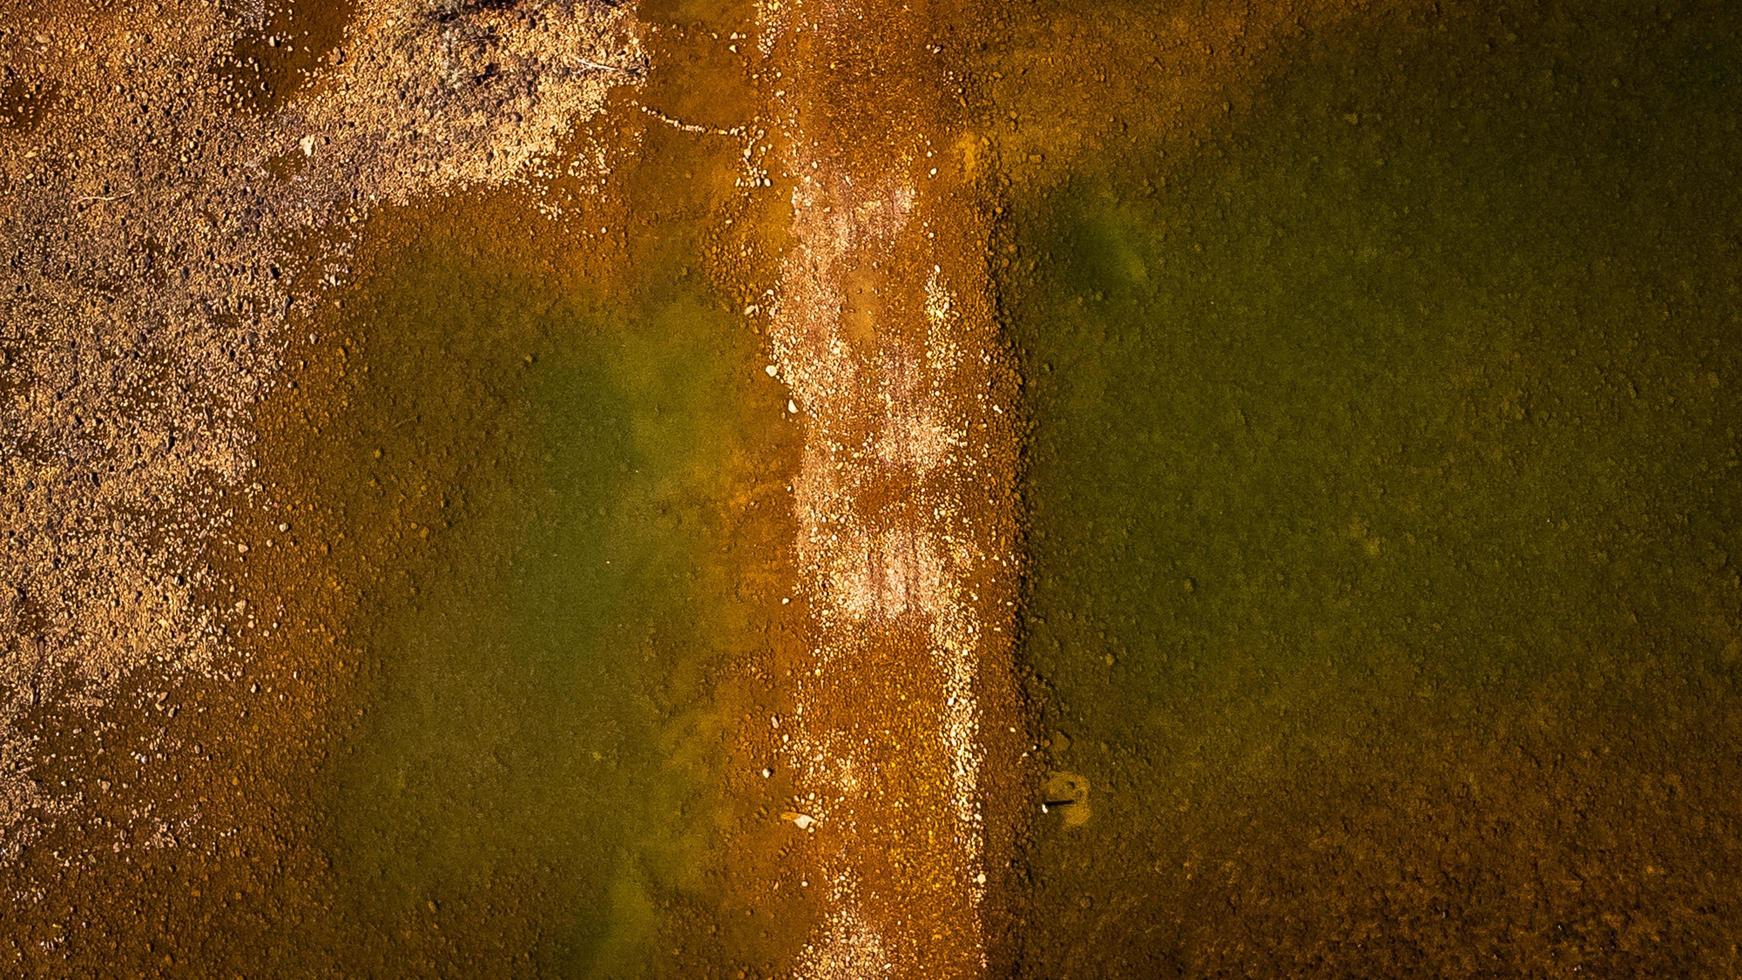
0, 0, 642, 866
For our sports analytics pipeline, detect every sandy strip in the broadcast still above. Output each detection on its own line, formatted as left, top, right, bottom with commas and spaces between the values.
754, 0, 1025, 973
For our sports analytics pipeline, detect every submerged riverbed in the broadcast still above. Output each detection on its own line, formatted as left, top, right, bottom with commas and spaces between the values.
3, 0, 1741, 975
1002, 2, 1742, 973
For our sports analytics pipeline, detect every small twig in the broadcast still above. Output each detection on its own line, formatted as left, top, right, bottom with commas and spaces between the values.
575, 57, 635, 76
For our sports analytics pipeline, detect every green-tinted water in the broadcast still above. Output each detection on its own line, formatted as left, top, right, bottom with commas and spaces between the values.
1007, 3, 1742, 973
285, 212, 773, 973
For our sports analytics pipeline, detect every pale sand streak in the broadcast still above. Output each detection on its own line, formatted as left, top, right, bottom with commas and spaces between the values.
757, 1, 1018, 958
773, 159, 992, 980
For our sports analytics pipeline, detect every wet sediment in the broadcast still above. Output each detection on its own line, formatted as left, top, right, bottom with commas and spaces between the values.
5, 0, 1742, 975
711, 0, 1028, 972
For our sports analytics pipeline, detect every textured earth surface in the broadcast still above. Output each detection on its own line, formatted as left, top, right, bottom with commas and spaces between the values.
4, 0, 1740, 976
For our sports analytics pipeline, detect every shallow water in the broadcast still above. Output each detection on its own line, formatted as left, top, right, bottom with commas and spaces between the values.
6, 0, 1742, 975
316, 230, 766, 974
1004, 2, 1742, 973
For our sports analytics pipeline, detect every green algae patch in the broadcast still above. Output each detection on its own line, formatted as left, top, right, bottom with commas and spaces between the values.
294, 211, 771, 975
1001, 4, 1742, 974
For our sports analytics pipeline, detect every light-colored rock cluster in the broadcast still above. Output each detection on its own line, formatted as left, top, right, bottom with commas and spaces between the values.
0, 0, 641, 865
